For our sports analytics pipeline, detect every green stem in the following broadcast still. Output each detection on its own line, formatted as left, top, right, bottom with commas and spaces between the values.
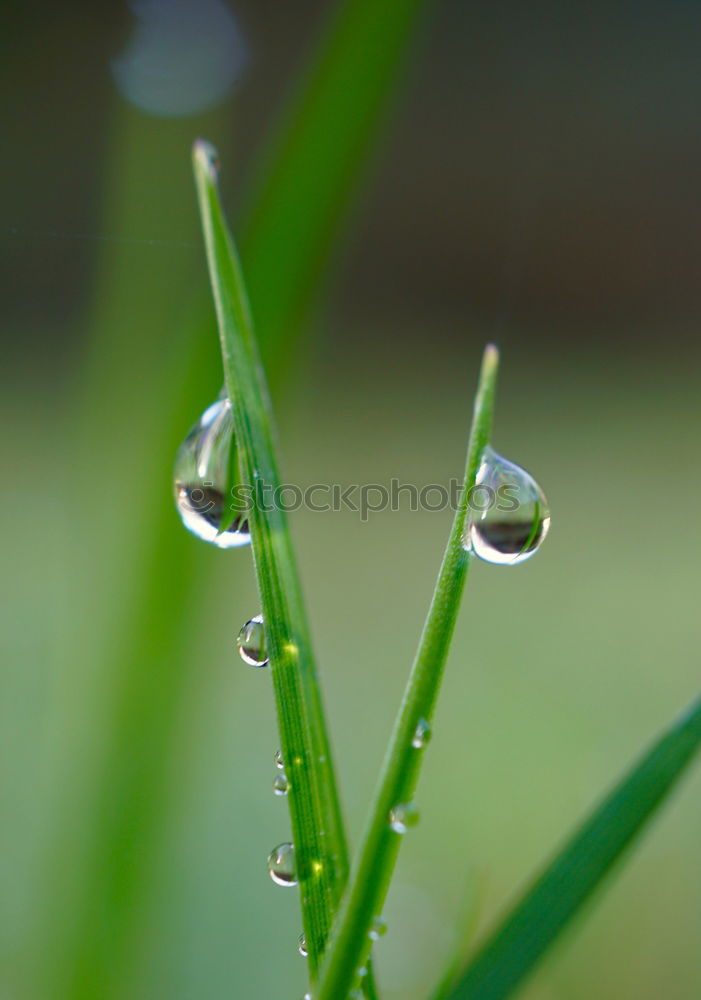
316, 345, 500, 1000
192, 141, 346, 979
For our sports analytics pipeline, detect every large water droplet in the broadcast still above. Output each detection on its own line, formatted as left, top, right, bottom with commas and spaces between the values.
273, 773, 288, 797
389, 802, 419, 834
267, 843, 297, 886
412, 718, 431, 749
466, 446, 550, 565
237, 614, 268, 667
173, 394, 250, 548
298, 934, 307, 957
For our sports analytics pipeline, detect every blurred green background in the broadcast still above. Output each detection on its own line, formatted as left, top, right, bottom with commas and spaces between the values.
3, 2, 701, 998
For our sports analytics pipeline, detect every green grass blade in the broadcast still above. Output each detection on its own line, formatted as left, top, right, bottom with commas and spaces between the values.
242, 0, 429, 361
192, 141, 346, 979
315, 345, 500, 1000
445, 693, 701, 1000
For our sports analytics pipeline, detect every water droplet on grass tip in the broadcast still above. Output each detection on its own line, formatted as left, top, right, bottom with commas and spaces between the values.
298, 934, 307, 957
267, 843, 297, 886
412, 718, 431, 749
465, 446, 550, 565
274, 750, 284, 770
174, 393, 250, 548
273, 773, 288, 797
237, 615, 268, 667
389, 802, 419, 834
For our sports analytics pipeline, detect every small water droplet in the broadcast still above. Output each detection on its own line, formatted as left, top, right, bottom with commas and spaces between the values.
237, 614, 268, 667
173, 393, 250, 548
267, 842, 297, 886
298, 934, 307, 957
273, 773, 288, 797
465, 446, 550, 565
389, 802, 419, 834
412, 718, 431, 749
357, 966, 368, 979
274, 750, 284, 770
369, 915, 388, 941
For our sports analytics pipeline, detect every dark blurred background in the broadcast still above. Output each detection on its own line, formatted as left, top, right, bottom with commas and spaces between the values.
2, 2, 700, 999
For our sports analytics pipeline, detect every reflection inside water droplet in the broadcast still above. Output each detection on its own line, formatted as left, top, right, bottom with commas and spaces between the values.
465, 446, 550, 565
267, 842, 297, 886
237, 614, 268, 667
173, 393, 250, 548
298, 933, 307, 957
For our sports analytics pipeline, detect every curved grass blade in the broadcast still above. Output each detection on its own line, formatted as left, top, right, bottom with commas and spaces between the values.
445, 693, 701, 1000
315, 345, 500, 1000
192, 141, 346, 978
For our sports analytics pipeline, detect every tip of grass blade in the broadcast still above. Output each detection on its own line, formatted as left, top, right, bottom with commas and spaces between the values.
472, 345, 499, 426
192, 138, 220, 182
482, 343, 500, 373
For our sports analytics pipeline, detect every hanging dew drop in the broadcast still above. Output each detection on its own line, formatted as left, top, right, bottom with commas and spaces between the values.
173, 392, 250, 548
267, 843, 297, 886
465, 446, 550, 565
412, 718, 431, 749
298, 934, 308, 957
267, 843, 297, 887
274, 750, 284, 770
273, 773, 288, 797
389, 802, 419, 834
237, 614, 268, 667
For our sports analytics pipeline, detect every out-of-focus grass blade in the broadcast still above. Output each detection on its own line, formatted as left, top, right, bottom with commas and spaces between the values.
44, 0, 431, 993
445, 693, 701, 1000
316, 346, 500, 1000
192, 140, 346, 980
242, 0, 429, 360
429, 872, 487, 1000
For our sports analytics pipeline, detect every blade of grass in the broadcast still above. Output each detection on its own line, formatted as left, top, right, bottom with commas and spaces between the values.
443, 692, 701, 1000
315, 344, 500, 1000
192, 140, 346, 980
242, 0, 431, 362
